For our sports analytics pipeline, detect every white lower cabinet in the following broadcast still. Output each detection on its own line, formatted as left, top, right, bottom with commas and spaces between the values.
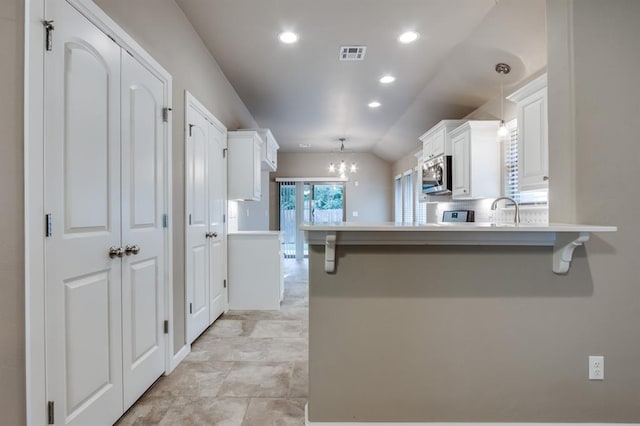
450, 121, 501, 200
228, 232, 284, 310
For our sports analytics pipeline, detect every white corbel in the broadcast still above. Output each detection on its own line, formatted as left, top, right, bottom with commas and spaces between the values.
325, 232, 337, 273
553, 232, 590, 274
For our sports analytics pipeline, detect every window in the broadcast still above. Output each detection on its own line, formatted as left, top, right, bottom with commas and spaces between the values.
504, 120, 548, 205
394, 175, 402, 222
414, 167, 427, 224
402, 171, 413, 223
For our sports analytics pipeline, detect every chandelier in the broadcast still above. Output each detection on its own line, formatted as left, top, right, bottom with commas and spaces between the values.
328, 138, 357, 179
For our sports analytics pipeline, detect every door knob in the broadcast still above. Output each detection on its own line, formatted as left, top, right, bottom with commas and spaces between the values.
205, 231, 218, 238
125, 244, 141, 256
108, 246, 125, 259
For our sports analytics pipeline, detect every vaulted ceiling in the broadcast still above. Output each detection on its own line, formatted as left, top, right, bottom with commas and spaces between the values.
176, 0, 546, 161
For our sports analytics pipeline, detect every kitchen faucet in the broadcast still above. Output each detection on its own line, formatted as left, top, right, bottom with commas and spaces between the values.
490, 196, 521, 225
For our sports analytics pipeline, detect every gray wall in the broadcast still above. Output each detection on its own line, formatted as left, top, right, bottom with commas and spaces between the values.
0, 0, 25, 424
93, 0, 258, 352
236, 171, 270, 231
274, 152, 393, 223
308, 0, 640, 421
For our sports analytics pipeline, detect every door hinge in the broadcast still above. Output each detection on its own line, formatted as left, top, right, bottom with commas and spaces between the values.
188, 214, 192, 225
188, 124, 194, 137
43, 20, 54, 51
223, 279, 227, 289
163, 320, 169, 334
223, 214, 226, 224
223, 148, 228, 158
47, 401, 54, 424
162, 107, 172, 123
162, 214, 168, 228
45, 214, 52, 237
189, 303, 193, 314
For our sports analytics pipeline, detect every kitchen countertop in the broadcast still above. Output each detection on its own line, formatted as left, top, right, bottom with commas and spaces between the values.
300, 222, 616, 232
301, 222, 617, 274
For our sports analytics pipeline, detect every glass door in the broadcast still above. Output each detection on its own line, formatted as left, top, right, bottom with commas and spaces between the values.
310, 184, 345, 224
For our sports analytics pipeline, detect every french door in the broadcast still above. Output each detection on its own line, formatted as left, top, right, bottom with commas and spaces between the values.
44, 0, 168, 423
185, 93, 228, 344
278, 180, 345, 259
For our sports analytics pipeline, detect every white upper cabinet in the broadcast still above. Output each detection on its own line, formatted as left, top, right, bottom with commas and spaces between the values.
419, 120, 466, 161
449, 121, 501, 199
507, 74, 548, 191
242, 128, 279, 172
228, 130, 262, 201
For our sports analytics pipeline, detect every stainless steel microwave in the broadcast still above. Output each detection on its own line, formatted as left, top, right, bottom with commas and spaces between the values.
421, 155, 452, 196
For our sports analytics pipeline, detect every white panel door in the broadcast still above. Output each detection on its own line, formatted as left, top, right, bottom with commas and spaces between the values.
186, 106, 211, 343
452, 132, 470, 198
518, 88, 548, 191
44, 0, 123, 424
208, 121, 228, 323
120, 51, 166, 408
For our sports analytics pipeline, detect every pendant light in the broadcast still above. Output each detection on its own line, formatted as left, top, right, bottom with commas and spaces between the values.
495, 63, 511, 138
328, 138, 356, 178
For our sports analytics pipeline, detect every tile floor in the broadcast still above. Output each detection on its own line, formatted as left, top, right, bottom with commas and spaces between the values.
117, 259, 309, 425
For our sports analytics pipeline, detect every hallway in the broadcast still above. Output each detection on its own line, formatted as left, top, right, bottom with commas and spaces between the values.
118, 259, 309, 425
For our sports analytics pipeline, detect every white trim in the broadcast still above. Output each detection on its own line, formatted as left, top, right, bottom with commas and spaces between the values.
275, 177, 349, 182
168, 344, 190, 373
305, 403, 637, 426
507, 73, 548, 103
26, 1, 174, 423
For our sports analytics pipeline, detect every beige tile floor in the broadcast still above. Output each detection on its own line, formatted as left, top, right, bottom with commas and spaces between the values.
117, 259, 309, 425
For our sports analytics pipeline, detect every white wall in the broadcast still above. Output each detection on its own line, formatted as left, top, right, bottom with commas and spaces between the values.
93, 0, 258, 351
0, 0, 25, 423
235, 171, 270, 231
274, 152, 393, 223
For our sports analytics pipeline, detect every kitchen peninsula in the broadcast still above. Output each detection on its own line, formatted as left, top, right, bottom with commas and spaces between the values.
302, 222, 616, 423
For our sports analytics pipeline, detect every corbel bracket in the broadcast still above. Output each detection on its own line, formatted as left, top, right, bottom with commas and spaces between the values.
553, 232, 590, 274
324, 232, 337, 273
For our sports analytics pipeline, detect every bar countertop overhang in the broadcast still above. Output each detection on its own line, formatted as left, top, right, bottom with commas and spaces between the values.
301, 222, 617, 274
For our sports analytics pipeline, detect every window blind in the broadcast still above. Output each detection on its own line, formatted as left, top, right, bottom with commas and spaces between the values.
394, 176, 402, 223
413, 168, 426, 224
402, 172, 413, 223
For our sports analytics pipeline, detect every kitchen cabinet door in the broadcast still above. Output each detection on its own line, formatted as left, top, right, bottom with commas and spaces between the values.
517, 88, 548, 191
452, 131, 470, 197
430, 128, 446, 158
422, 136, 433, 162
228, 131, 262, 201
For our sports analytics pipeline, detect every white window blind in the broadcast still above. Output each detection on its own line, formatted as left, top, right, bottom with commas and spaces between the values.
504, 120, 548, 204
394, 175, 402, 223
414, 167, 426, 224
402, 171, 413, 223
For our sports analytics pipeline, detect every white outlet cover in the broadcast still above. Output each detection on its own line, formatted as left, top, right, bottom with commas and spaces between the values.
589, 355, 604, 380
352, 211, 358, 217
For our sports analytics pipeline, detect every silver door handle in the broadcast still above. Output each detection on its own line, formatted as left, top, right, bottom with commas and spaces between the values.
125, 244, 140, 256
109, 246, 125, 259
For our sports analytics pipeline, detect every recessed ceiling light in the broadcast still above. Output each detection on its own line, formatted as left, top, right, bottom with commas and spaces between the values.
368, 101, 381, 108
278, 31, 298, 44
379, 75, 396, 84
398, 31, 419, 44
299, 143, 311, 148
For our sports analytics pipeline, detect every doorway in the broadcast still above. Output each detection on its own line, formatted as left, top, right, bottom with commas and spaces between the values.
277, 179, 345, 260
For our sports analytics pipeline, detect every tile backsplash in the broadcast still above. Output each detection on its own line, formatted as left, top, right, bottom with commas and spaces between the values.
426, 196, 548, 225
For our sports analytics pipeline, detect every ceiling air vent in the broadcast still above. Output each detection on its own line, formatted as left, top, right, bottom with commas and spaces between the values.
339, 46, 367, 61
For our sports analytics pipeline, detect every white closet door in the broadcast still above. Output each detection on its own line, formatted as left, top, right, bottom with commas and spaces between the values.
44, 0, 123, 424
186, 105, 211, 343
120, 52, 166, 408
208, 121, 228, 323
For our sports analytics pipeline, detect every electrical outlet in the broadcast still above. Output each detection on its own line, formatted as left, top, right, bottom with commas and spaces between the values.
352, 211, 358, 217
589, 355, 604, 380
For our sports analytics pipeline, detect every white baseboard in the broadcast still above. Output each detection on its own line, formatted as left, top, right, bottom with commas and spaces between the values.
305, 403, 638, 426
168, 344, 190, 373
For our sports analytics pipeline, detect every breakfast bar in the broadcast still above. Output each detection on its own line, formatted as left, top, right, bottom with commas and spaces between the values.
302, 222, 617, 423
